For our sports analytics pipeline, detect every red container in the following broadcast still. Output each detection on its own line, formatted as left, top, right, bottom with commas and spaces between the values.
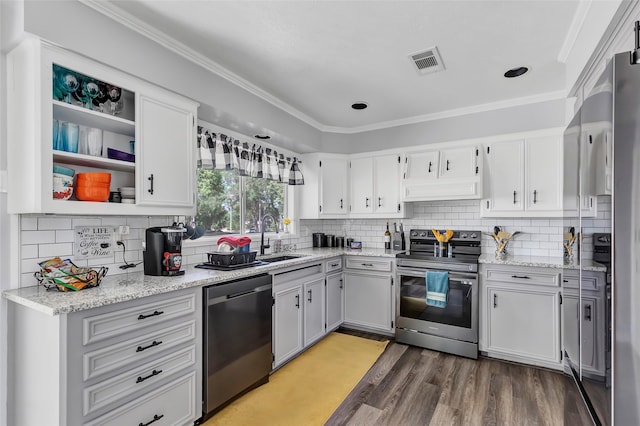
75, 172, 111, 201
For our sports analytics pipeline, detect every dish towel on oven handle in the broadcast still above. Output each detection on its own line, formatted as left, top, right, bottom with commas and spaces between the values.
426, 270, 449, 308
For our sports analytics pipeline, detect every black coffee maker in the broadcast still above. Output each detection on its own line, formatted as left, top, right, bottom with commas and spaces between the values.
143, 225, 186, 276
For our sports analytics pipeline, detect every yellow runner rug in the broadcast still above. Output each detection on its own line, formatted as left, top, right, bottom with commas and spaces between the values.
205, 332, 388, 426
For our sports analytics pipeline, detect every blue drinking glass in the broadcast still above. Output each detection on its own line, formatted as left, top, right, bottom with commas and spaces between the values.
61, 122, 79, 153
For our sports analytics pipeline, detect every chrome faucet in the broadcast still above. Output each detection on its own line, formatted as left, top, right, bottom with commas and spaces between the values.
259, 214, 278, 255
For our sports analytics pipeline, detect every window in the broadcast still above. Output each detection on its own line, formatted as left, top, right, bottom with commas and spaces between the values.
196, 169, 287, 236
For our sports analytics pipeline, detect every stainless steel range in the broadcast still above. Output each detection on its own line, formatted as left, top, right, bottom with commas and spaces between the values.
395, 229, 481, 359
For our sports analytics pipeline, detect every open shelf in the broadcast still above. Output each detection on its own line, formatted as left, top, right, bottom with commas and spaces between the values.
53, 101, 135, 137
53, 150, 135, 173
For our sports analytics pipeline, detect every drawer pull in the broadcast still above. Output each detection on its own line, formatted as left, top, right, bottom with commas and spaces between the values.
138, 310, 164, 320
511, 275, 530, 279
563, 279, 569, 283
136, 369, 163, 383
361, 263, 374, 267
330, 263, 339, 267
136, 340, 163, 352
139, 414, 164, 426
308, 289, 313, 303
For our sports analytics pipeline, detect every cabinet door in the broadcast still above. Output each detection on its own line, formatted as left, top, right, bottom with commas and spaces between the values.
373, 154, 401, 214
404, 150, 439, 181
349, 157, 373, 214
320, 158, 348, 215
274, 286, 303, 366
137, 92, 196, 207
486, 140, 524, 211
487, 287, 560, 363
344, 271, 393, 332
303, 278, 326, 347
525, 136, 562, 212
326, 273, 344, 331
439, 146, 477, 179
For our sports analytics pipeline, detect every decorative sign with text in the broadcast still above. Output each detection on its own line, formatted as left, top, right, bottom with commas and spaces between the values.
75, 226, 115, 259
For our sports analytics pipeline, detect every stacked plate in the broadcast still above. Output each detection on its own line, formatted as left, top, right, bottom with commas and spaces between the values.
119, 187, 135, 204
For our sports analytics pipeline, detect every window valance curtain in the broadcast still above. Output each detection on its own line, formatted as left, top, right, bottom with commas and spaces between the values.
197, 126, 304, 185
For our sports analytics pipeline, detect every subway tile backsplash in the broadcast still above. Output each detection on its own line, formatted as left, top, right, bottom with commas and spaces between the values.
17, 197, 611, 287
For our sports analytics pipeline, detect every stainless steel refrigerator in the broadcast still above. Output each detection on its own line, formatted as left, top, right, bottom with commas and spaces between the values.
563, 48, 640, 425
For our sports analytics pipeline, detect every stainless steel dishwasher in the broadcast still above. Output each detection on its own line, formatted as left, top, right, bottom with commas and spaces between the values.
202, 273, 272, 420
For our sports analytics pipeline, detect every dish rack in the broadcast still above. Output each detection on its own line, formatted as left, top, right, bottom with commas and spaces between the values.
34, 262, 108, 292
207, 251, 257, 266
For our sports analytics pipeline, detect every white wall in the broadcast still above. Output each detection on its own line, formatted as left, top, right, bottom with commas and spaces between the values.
320, 98, 567, 154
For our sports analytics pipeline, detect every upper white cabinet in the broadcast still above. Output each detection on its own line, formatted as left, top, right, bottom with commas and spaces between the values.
6, 39, 197, 215
349, 153, 407, 218
401, 145, 482, 201
298, 154, 348, 219
482, 132, 563, 217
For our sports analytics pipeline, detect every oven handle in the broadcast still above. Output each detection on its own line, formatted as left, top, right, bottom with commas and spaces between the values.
396, 267, 477, 281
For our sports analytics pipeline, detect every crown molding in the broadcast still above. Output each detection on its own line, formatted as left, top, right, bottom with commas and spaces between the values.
78, 0, 326, 130
321, 90, 568, 134
558, 0, 593, 63
80, 0, 568, 136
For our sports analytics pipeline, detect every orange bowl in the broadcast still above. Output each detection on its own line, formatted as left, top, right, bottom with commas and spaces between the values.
76, 172, 111, 184
76, 182, 110, 202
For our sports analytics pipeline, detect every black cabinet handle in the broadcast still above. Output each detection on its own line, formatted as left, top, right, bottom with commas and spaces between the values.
365, 197, 369, 208
136, 340, 162, 352
533, 190, 538, 204
139, 414, 164, 426
493, 294, 498, 308
148, 174, 154, 195
446, 160, 450, 171
378, 197, 382, 207
308, 289, 312, 303
428, 161, 432, 173
340, 198, 343, 209
513, 190, 517, 204
295, 294, 300, 309
585, 305, 592, 321
361, 263, 374, 267
330, 263, 339, 267
136, 369, 162, 383
339, 278, 343, 289
138, 310, 164, 320
563, 279, 569, 283
511, 275, 531, 279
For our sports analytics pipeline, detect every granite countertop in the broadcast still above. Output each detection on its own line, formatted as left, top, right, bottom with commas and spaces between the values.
479, 254, 607, 272
2, 247, 401, 316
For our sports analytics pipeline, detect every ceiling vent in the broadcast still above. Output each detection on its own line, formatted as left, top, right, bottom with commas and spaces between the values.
409, 46, 445, 75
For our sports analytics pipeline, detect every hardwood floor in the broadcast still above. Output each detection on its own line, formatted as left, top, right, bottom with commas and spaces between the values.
329, 329, 593, 425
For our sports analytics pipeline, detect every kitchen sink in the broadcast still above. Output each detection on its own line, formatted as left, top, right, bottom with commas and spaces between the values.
259, 255, 305, 263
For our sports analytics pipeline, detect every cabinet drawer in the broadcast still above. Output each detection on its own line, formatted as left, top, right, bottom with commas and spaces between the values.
345, 257, 393, 272
562, 275, 598, 291
85, 371, 197, 426
325, 257, 343, 273
272, 263, 323, 286
84, 320, 196, 381
485, 267, 560, 287
83, 293, 196, 346
83, 345, 196, 416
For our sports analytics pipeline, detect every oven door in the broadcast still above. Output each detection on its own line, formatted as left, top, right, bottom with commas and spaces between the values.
396, 266, 478, 343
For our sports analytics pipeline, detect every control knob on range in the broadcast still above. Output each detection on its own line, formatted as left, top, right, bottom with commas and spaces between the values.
411, 232, 418, 237
420, 232, 427, 237
470, 233, 478, 238
460, 233, 468, 238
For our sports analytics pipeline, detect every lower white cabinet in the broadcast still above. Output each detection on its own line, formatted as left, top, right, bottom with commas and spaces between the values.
303, 278, 326, 347
326, 272, 344, 332
7, 288, 202, 426
343, 256, 395, 334
479, 264, 562, 369
273, 285, 304, 366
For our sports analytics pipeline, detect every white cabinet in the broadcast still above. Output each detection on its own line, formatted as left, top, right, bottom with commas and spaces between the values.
482, 132, 563, 217
349, 154, 407, 218
326, 272, 344, 332
274, 285, 304, 366
479, 264, 562, 370
136, 92, 196, 207
298, 154, 348, 218
401, 145, 482, 201
6, 38, 197, 215
303, 278, 326, 347
7, 288, 201, 426
343, 256, 395, 334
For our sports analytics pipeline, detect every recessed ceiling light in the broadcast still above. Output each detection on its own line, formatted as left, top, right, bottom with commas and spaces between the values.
254, 134, 271, 140
504, 67, 529, 78
351, 102, 368, 110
